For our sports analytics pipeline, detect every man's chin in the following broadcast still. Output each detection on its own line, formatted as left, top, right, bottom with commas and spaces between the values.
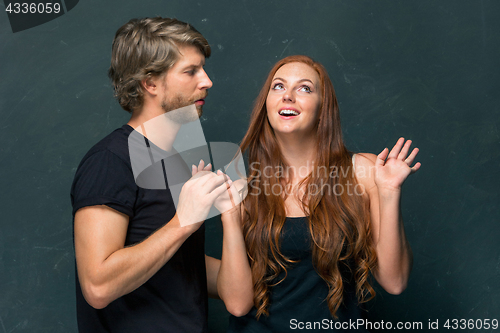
163, 103, 202, 124
195, 105, 203, 118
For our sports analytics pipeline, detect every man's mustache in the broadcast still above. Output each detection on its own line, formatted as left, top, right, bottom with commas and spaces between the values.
194, 91, 208, 102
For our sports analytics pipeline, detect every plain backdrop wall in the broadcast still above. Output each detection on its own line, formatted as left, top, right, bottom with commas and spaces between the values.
0, 0, 499, 332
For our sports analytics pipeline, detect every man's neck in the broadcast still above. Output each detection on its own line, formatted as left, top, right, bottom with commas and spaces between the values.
128, 107, 181, 152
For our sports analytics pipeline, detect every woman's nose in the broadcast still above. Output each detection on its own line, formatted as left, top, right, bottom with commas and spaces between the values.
283, 91, 294, 102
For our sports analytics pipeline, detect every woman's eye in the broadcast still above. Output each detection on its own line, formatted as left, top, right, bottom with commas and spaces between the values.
299, 86, 312, 93
272, 83, 284, 90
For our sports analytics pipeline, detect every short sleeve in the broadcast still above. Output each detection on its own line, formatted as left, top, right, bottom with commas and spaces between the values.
71, 149, 137, 217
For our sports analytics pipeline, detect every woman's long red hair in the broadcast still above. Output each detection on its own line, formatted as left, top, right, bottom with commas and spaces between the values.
239, 55, 377, 319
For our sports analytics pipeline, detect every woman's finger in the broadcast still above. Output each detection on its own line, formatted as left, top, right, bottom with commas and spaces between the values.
388, 137, 405, 160
376, 148, 389, 166
210, 182, 235, 208
217, 169, 232, 186
405, 147, 419, 166
397, 140, 412, 161
198, 159, 206, 171
410, 162, 421, 173
192, 161, 212, 176
204, 173, 228, 191
203, 163, 212, 172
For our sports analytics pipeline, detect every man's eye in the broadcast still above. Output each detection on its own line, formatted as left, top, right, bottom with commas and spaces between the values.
185, 68, 198, 76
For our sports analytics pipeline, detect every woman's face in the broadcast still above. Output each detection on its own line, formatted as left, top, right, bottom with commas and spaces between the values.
266, 62, 321, 137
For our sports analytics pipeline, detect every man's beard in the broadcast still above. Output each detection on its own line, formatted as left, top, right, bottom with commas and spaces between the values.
161, 93, 205, 124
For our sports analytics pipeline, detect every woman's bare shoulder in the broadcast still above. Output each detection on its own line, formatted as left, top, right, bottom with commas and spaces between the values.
352, 153, 377, 192
353, 152, 377, 166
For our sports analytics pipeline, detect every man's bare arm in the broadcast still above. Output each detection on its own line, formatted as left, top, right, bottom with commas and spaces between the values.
205, 255, 221, 299
74, 206, 197, 309
75, 171, 230, 309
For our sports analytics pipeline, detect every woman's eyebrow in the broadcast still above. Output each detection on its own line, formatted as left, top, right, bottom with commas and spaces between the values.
297, 78, 314, 84
272, 77, 314, 84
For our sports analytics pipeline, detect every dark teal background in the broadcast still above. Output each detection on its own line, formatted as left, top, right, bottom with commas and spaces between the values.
0, 1, 499, 332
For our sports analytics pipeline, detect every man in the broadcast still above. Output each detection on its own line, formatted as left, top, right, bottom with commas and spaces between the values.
70, 17, 230, 332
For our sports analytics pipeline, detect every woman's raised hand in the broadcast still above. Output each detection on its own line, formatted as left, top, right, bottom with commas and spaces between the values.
374, 137, 421, 192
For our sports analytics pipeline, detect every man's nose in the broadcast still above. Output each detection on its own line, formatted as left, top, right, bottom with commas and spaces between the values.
199, 69, 213, 89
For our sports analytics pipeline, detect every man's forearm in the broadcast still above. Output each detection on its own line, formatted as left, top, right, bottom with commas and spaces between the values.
76, 213, 195, 309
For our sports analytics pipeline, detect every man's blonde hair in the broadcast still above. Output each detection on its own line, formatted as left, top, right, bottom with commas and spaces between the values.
108, 17, 211, 113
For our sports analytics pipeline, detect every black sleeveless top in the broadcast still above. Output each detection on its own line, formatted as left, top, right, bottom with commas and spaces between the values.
227, 216, 369, 332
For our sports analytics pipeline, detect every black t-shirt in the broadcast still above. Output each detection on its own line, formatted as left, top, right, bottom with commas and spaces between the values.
227, 216, 368, 332
70, 125, 208, 333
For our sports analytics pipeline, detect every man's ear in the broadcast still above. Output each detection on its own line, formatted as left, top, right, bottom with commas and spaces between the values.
141, 75, 161, 96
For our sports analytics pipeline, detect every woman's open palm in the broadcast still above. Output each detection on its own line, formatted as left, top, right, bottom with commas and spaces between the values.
374, 137, 421, 192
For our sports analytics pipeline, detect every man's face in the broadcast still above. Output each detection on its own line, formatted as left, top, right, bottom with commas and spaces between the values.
160, 44, 212, 122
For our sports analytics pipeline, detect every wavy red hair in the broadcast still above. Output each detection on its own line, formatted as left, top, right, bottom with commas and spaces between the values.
239, 55, 377, 319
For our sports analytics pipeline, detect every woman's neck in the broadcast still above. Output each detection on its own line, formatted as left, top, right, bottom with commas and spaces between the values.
275, 132, 317, 181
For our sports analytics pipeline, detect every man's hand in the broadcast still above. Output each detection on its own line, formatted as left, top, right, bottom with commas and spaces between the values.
175, 160, 230, 227
214, 176, 248, 215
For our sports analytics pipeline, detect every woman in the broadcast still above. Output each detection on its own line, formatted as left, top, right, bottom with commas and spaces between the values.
215, 55, 420, 332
